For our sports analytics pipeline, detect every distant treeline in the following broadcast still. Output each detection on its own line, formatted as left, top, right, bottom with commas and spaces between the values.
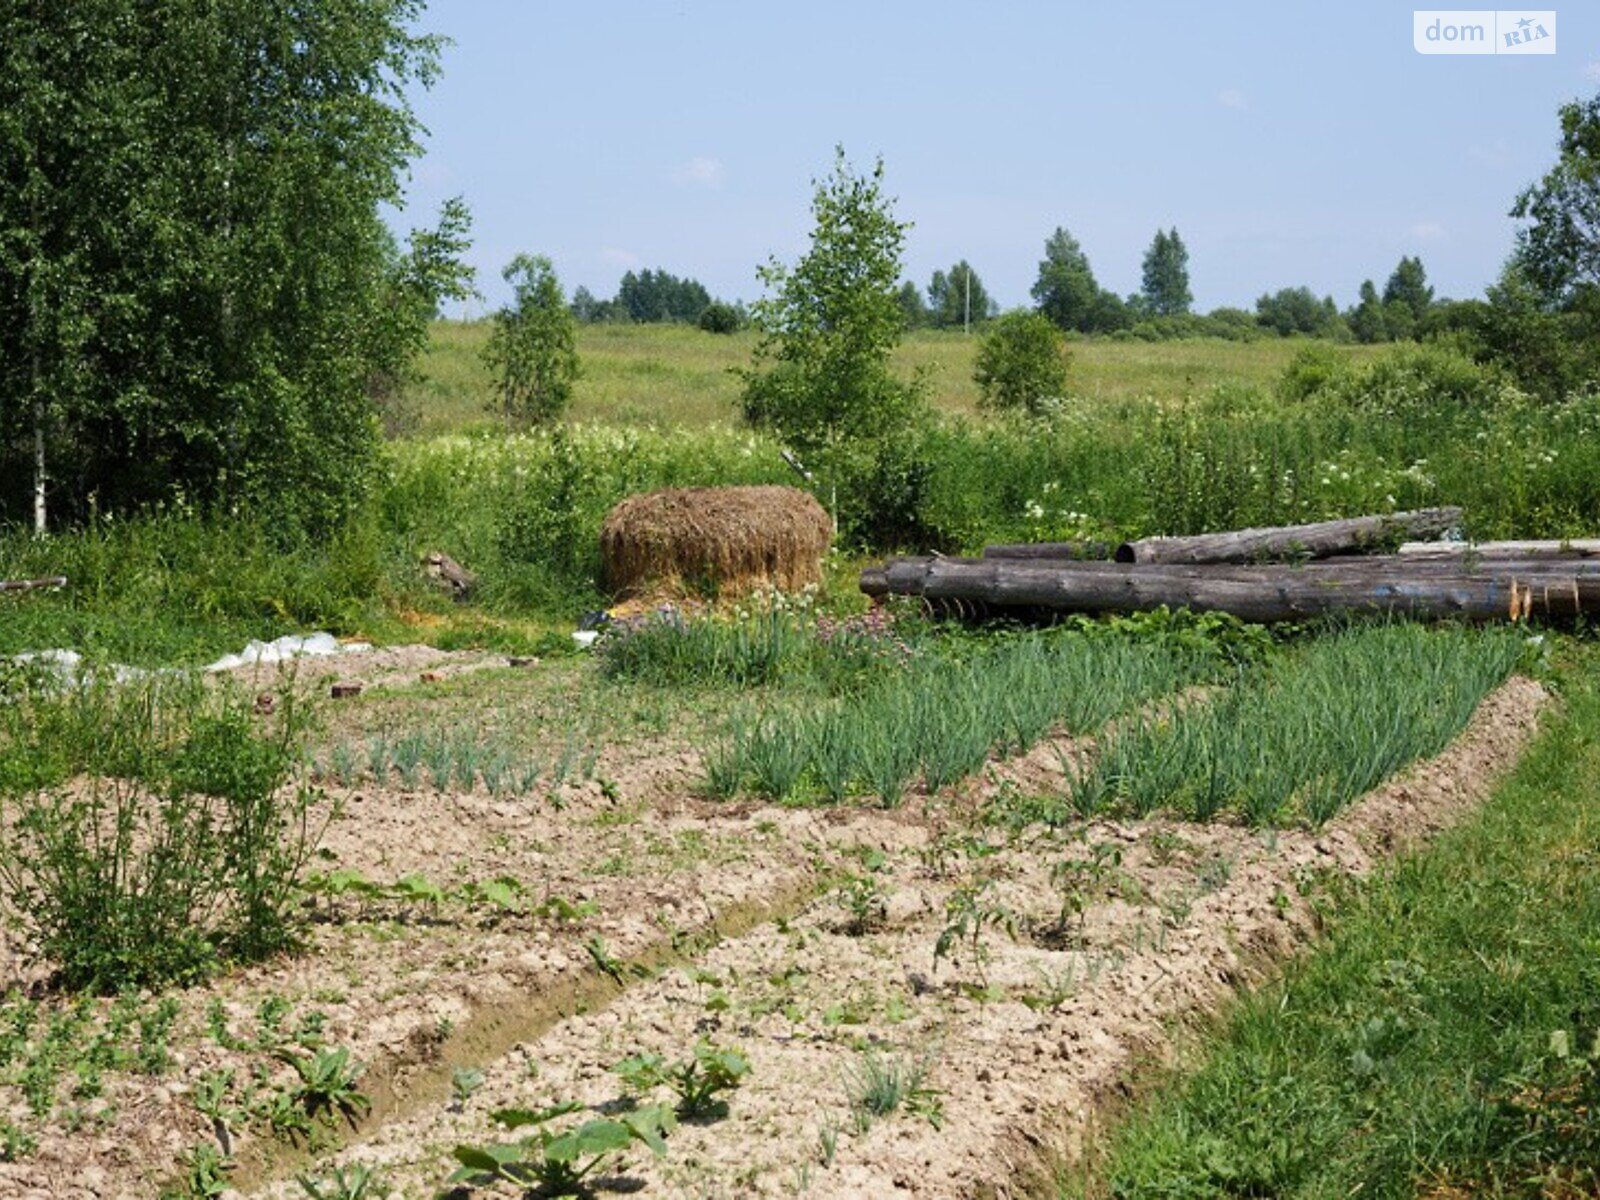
570, 241, 1459, 346
570, 269, 745, 331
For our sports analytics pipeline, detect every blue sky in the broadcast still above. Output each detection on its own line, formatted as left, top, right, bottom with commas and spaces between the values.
390, 2, 1597, 315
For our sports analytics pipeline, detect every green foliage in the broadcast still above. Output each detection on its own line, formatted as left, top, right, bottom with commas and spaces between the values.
1255, 287, 1342, 337
161, 1143, 233, 1200
0, 677, 323, 992
615, 1041, 751, 1119
1032, 227, 1099, 332
597, 599, 904, 691
1140, 228, 1193, 317
485, 255, 581, 426
1468, 262, 1600, 401
845, 1049, 944, 1132
896, 280, 930, 329
370, 198, 479, 437
706, 632, 1203, 807
927, 261, 995, 329
1347, 280, 1389, 344
1512, 91, 1600, 305
1382, 255, 1433, 325
1067, 623, 1523, 828
298, 1164, 392, 1200
739, 148, 927, 454
446, 1101, 674, 1197
696, 301, 741, 334
1083, 665, 1600, 1199
616, 269, 712, 324
973, 310, 1071, 414
0, 1, 452, 534
276, 1046, 370, 1132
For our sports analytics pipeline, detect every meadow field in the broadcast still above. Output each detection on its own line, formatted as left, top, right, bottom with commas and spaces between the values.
404, 321, 1389, 434
0, 324, 1595, 1200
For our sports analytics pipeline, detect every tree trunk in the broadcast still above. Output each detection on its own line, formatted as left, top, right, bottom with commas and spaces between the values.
1113, 508, 1463, 564
982, 542, 1087, 561
1397, 540, 1600, 560
861, 556, 1600, 623
32, 394, 45, 535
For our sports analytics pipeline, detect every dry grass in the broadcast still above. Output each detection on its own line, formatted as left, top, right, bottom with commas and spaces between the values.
599, 484, 832, 598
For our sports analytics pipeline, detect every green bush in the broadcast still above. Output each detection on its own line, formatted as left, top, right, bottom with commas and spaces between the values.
697, 302, 741, 334
973, 311, 1071, 414
0, 677, 323, 992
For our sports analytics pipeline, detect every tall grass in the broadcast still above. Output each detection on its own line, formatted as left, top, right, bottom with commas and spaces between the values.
1063, 623, 1525, 828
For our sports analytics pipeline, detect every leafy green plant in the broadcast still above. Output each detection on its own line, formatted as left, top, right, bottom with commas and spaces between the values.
1068, 623, 1523, 828
299, 1162, 392, 1200
485, 254, 581, 427
1040, 840, 1125, 948
445, 1101, 673, 1197
613, 1041, 751, 1120
160, 1143, 233, 1200
836, 871, 889, 936
973, 309, 1071, 414
277, 1046, 370, 1133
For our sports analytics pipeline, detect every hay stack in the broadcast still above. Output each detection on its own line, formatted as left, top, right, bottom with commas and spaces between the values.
600, 485, 831, 597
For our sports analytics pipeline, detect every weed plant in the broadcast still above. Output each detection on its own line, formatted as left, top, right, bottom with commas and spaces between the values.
0, 675, 324, 992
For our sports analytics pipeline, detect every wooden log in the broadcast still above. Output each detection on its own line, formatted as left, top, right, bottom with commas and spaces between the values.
862, 555, 1600, 596
1397, 539, 1600, 560
0, 575, 66, 594
862, 557, 1599, 622
1113, 508, 1463, 565
982, 542, 1087, 561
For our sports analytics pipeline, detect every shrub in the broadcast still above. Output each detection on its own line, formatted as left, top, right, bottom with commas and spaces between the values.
0, 676, 323, 992
1278, 344, 1351, 403
697, 302, 741, 334
1317, 342, 1515, 422
973, 311, 1071, 414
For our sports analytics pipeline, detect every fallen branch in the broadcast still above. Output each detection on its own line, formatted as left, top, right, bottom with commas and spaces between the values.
0, 575, 66, 594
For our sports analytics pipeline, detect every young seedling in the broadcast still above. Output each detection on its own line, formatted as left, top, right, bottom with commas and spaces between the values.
835, 872, 888, 936
844, 1049, 943, 1133
666, 1042, 750, 1120
298, 1163, 391, 1200
276, 1046, 371, 1131
933, 878, 1017, 986
613, 1041, 751, 1120
446, 1101, 673, 1196
1041, 841, 1125, 948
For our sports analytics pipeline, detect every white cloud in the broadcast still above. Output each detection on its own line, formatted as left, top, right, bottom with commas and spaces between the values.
1217, 88, 1248, 110
1409, 221, 1448, 242
673, 155, 726, 189
601, 246, 641, 268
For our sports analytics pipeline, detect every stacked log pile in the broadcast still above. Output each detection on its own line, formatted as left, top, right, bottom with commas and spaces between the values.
862, 510, 1600, 623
